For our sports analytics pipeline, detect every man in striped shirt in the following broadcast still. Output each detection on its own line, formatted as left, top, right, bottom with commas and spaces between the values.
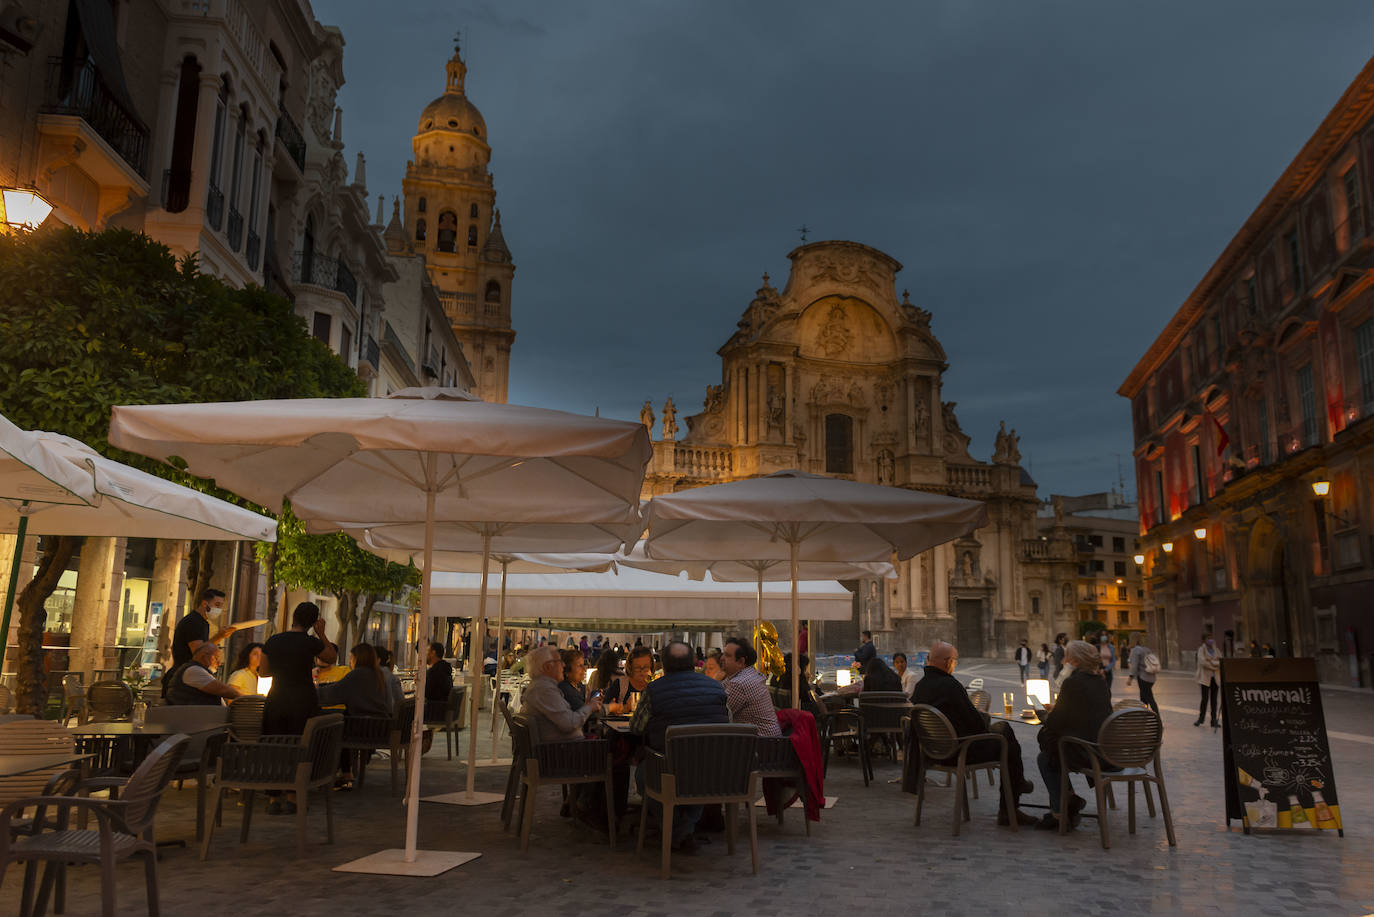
721, 637, 782, 738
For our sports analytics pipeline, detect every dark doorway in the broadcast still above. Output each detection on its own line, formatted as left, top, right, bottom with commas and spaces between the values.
956, 598, 983, 656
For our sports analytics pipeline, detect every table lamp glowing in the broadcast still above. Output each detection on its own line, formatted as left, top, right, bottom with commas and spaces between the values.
256, 675, 273, 696
836, 668, 853, 687
1026, 678, 1051, 706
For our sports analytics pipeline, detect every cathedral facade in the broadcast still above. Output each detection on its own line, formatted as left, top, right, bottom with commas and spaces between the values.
382, 43, 515, 403
642, 241, 1076, 657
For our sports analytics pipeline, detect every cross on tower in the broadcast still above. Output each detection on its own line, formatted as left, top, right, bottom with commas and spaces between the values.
453, 30, 462, 54
797, 224, 809, 243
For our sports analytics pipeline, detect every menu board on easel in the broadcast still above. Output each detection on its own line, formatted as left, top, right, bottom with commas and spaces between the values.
1221, 657, 1342, 836
138, 601, 163, 673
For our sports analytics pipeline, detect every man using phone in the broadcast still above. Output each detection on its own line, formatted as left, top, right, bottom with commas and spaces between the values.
522, 645, 602, 742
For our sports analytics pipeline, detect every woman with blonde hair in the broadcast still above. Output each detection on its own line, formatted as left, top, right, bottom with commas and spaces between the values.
1034, 640, 1111, 831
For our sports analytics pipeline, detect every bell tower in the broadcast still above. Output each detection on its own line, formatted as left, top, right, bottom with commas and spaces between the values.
399, 37, 515, 402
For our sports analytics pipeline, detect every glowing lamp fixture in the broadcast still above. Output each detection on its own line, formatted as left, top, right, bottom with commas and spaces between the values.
1312, 480, 1330, 496
256, 675, 273, 696
1026, 678, 1051, 706
835, 668, 853, 687
1133, 553, 1146, 565
1161, 541, 1174, 553
1, 187, 53, 231
1194, 527, 1207, 541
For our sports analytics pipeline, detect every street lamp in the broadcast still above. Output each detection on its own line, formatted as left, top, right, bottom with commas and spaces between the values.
1133, 553, 1145, 565
1161, 541, 1174, 553
0, 186, 53, 232
1312, 480, 1330, 496
1194, 527, 1207, 541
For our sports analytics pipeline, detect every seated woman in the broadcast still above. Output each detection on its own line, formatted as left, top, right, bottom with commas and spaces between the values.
375, 646, 405, 714
604, 645, 654, 713
586, 647, 620, 695
560, 647, 590, 719
1035, 639, 1113, 831
227, 641, 265, 695
317, 643, 392, 789
701, 648, 725, 682
860, 655, 904, 693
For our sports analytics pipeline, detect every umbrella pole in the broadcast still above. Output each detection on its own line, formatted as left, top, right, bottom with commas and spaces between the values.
465, 530, 492, 797
754, 568, 763, 674
790, 537, 800, 710
489, 559, 509, 763
0, 511, 27, 673
403, 487, 437, 862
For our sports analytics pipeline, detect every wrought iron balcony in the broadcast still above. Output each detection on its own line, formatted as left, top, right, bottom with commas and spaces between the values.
275, 104, 306, 173
41, 57, 149, 178
245, 228, 261, 271
292, 251, 357, 306
162, 169, 191, 213
227, 208, 243, 251
206, 184, 224, 230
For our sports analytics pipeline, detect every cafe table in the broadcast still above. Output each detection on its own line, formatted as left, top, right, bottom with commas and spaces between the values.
68, 721, 227, 775
0, 752, 93, 778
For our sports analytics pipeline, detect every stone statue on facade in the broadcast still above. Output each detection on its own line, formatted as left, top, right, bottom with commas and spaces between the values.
1006, 428, 1021, 465
877, 449, 895, 485
640, 400, 655, 434
661, 396, 678, 440
993, 421, 1010, 463
767, 390, 784, 432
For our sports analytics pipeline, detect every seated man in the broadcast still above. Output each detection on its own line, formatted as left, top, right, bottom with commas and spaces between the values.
1035, 639, 1113, 831
630, 641, 729, 851
893, 652, 919, 697
721, 636, 781, 737
909, 641, 1034, 826
424, 641, 453, 701
521, 645, 602, 743
165, 642, 241, 706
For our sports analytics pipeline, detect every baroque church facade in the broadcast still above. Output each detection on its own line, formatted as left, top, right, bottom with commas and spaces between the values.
642, 240, 1076, 657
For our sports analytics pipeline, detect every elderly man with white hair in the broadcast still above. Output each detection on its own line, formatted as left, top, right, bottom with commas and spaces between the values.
1034, 639, 1113, 831
521, 644, 602, 743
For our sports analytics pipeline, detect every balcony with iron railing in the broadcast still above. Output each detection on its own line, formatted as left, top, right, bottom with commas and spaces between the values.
40, 57, 149, 178
292, 251, 357, 306
226, 208, 243, 251
162, 169, 191, 213
275, 104, 306, 173
205, 184, 224, 230
245, 228, 260, 271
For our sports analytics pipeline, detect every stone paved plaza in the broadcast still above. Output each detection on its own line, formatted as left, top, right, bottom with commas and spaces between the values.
3, 664, 1372, 917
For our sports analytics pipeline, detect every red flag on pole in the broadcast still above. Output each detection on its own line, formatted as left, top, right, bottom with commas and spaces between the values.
1209, 412, 1230, 457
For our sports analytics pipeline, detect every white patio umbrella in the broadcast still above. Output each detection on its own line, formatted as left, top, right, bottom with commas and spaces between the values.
643, 470, 988, 708
109, 388, 650, 876
1, 413, 278, 672
353, 525, 630, 770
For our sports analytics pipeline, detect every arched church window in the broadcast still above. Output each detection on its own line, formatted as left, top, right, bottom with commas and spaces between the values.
418, 197, 426, 213
467, 225, 478, 247
485, 281, 501, 303
825, 414, 853, 474
415, 218, 426, 242
469, 203, 478, 219
436, 211, 457, 252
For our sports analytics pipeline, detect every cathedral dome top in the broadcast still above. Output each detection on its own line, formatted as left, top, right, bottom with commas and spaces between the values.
416, 44, 488, 142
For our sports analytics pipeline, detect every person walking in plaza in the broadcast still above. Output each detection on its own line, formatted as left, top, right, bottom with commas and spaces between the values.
1125, 633, 1159, 716
1099, 633, 1116, 695
1035, 642, 1051, 680
1195, 634, 1221, 727
909, 640, 1036, 826
1052, 633, 1068, 680
721, 636, 781, 737
1015, 639, 1032, 684
855, 630, 876, 666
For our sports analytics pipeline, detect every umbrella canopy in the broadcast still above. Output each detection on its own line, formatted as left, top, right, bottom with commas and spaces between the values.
644, 469, 987, 706
1, 413, 278, 671
109, 390, 650, 872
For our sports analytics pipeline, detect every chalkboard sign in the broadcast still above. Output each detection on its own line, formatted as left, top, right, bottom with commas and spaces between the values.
1221, 658, 1342, 836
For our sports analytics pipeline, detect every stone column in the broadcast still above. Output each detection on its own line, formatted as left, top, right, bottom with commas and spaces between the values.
191, 72, 223, 218
151, 540, 188, 672
783, 364, 792, 444
150, 67, 181, 199
0, 532, 38, 678
906, 377, 916, 452
70, 537, 126, 680
933, 543, 950, 618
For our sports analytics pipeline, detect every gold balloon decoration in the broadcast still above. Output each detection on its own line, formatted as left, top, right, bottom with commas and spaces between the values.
753, 620, 785, 679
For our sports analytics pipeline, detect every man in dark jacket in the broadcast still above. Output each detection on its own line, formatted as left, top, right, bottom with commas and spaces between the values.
908, 640, 1035, 826
631, 641, 729, 850
424, 641, 453, 702
1035, 639, 1113, 830
855, 631, 877, 666
165, 643, 241, 706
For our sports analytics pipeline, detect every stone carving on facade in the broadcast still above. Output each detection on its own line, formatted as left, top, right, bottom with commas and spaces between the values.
876, 449, 895, 485
661, 396, 678, 440
703, 384, 724, 413
307, 58, 339, 144
640, 400, 655, 433
818, 305, 853, 358
809, 253, 881, 293
875, 380, 894, 412
847, 381, 865, 406
991, 421, 1020, 465
900, 289, 932, 327
811, 375, 842, 404
767, 389, 784, 432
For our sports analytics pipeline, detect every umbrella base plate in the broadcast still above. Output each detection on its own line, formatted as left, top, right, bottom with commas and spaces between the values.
333, 848, 480, 876
422, 790, 505, 806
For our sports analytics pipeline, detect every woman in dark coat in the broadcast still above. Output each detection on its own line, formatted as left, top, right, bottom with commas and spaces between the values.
1035, 639, 1113, 830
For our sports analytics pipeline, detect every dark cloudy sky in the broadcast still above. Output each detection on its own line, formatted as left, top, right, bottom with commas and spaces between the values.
319, 0, 1374, 499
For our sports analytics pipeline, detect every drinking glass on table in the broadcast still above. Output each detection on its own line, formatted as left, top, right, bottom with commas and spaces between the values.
1002, 692, 1013, 717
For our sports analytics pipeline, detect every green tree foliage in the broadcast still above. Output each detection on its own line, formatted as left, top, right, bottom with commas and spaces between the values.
1078, 619, 1107, 640
0, 226, 363, 714
257, 505, 419, 655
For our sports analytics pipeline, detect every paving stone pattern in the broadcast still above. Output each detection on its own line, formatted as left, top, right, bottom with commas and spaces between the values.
3, 665, 1372, 916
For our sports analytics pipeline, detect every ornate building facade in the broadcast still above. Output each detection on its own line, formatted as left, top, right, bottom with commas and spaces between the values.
642, 240, 1076, 657
385, 42, 515, 403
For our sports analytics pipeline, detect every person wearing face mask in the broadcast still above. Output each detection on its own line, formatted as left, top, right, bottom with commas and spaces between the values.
1195, 634, 1221, 727
908, 640, 1036, 826
165, 588, 238, 697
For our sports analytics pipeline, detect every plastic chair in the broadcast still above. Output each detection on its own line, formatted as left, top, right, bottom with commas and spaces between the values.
755, 732, 811, 836
0, 684, 11, 714
0, 733, 188, 917
0, 720, 78, 838
1057, 707, 1175, 849
200, 713, 344, 859
341, 715, 393, 790
908, 705, 1017, 836
857, 694, 911, 783
227, 695, 265, 743
423, 685, 466, 759
85, 681, 134, 723
967, 689, 990, 713
636, 723, 760, 879
509, 713, 615, 851
146, 706, 229, 841
389, 699, 417, 797
820, 706, 866, 784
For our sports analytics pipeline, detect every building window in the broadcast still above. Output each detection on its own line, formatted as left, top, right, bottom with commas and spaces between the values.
1092, 560, 1104, 573
1089, 534, 1103, 547
228, 108, 247, 213
1112, 536, 1125, 553
1113, 560, 1126, 576
1285, 229, 1303, 295
246, 133, 264, 236
469, 203, 478, 219
415, 218, 426, 241
437, 211, 457, 252
1117, 586, 1128, 602
467, 224, 478, 247
824, 414, 853, 474
312, 312, 331, 345
1257, 396, 1271, 464
1297, 364, 1318, 446
1031, 595, 1040, 616
206, 79, 228, 216
418, 197, 427, 213
1191, 443, 1205, 503
340, 325, 352, 362
1154, 470, 1166, 524
1246, 275, 1257, 314
300, 215, 315, 283
484, 280, 501, 303
1343, 168, 1362, 242
1357, 320, 1374, 412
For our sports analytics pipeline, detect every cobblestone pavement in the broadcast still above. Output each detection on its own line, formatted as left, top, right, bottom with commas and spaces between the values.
3, 664, 1372, 917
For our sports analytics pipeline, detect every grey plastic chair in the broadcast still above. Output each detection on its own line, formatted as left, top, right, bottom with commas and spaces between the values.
858, 694, 911, 783
85, 681, 134, 723
908, 705, 1017, 836
146, 706, 229, 841
226, 695, 265, 743
423, 685, 466, 759
1057, 707, 1175, 849
755, 732, 811, 836
510, 713, 615, 852
341, 715, 394, 790
0, 733, 188, 917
